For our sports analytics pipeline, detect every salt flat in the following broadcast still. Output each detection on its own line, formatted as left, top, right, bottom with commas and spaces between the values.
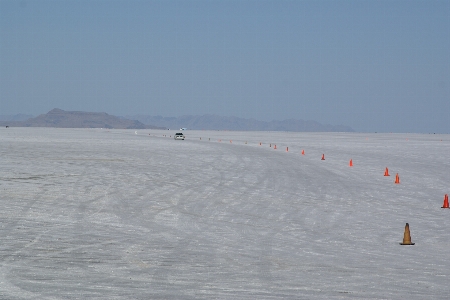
1, 128, 449, 299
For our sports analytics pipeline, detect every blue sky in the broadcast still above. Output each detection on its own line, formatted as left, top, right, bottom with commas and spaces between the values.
1, 0, 449, 133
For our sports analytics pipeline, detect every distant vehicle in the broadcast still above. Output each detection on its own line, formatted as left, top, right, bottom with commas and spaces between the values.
174, 132, 185, 140
180, 128, 187, 130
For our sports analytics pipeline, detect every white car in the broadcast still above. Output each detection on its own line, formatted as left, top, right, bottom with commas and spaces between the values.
174, 132, 185, 140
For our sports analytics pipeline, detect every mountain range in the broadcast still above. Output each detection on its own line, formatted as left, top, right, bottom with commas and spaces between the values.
0, 109, 354, 132
0, 109, 163, 129
126, 114, 354, 132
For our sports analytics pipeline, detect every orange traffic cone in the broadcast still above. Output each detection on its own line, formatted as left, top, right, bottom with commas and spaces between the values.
286, 147, 288, 152
301, 150, 305, 155
274, 145, 277, 149
321, 154, 325, 160
349, 159, 353, 167
400, 223, 415, 245
395, 173, 400, 184
442, 194, 449, 208
384, 167, 390, 176
259, 142, 261, 146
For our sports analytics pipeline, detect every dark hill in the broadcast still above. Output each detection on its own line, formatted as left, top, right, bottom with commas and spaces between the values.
1, 109, 164, 129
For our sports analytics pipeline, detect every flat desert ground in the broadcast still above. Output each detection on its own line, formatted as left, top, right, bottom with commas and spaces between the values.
1, 128, 449, 299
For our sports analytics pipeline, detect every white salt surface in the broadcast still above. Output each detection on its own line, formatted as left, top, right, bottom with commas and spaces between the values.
0, 128, 449, 299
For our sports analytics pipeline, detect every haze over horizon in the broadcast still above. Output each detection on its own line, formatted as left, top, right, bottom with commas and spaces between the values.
1, 0, 449, 133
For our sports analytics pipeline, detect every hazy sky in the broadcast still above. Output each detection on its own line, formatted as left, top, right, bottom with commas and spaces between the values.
1, 0, 449, 133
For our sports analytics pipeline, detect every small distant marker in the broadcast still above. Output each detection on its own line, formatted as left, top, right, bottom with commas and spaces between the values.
321, 154, 325, 160
442, 194, 449, 209
395, 173, 400, 184
400, 223, 415, 245
384, 167, 390, 176
259, 142, 262, 146
286, 147, 288, 152
349, 159, 353, 167
274, 145, 277, 149
301, 150, 305, 155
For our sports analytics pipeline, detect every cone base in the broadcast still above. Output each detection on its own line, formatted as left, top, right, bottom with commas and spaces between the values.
384, 175, 390, 176
399, 243, 415, 245
441, 206, 449, 209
